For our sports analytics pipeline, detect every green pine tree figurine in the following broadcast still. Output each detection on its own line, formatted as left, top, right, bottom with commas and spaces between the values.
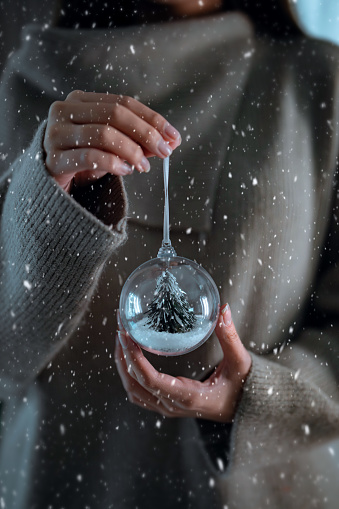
146, 269, 196, 333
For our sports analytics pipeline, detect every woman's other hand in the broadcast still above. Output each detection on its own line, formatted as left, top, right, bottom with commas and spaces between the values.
114, 304, 252, 423
43, 90, 181, 192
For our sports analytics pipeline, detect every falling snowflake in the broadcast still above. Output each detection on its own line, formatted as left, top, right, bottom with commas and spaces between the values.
23, 280, 32, 290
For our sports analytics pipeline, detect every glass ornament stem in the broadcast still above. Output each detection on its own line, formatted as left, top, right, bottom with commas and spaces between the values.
157, 156, 177, 258
163, 155, 170, 245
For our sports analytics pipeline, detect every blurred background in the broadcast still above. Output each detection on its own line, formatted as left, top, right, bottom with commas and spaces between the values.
0, 0, 339, 74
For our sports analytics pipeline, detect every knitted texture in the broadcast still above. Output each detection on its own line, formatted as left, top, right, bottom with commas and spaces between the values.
0, 122, 127, 396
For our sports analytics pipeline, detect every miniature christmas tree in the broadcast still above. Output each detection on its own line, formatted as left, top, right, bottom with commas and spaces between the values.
146, 269, 196, 333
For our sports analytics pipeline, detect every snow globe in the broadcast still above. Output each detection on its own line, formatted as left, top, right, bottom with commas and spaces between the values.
119, 157, 220, 356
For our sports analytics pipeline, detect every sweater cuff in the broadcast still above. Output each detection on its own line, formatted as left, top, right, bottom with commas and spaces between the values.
227, 352, 339, 474
8, 120, 128, 251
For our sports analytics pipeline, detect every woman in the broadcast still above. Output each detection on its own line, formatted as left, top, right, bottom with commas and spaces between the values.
0, 0, 339, 507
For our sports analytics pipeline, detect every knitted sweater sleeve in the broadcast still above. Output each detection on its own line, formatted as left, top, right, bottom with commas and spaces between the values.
0, 121, 128, 399
228, 188, 339, 475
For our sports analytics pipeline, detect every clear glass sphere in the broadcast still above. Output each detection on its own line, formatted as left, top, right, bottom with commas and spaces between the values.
119, 256, 220, 356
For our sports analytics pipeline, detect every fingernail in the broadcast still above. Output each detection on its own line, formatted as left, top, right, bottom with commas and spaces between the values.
117, 330, 127, 349
119, 163, 134, 175
221, 303, 232, 326
164, 124, 181, 141
158, 139, 172, 158
139, 156, 150, 173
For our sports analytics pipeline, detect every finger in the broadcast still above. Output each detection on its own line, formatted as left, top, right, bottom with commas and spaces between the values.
66, 91, 181, 145
60, 102, 173, 159
114, 337, 180, 417
116, 330, 186, 398
215, 304, 252, 373
47, 123, 151, 173
114, 336, 161, 406
128, 390, 189, 418
45, 148, 134, 185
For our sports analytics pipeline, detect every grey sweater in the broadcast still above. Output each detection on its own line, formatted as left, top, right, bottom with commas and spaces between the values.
1, 10, 339, 509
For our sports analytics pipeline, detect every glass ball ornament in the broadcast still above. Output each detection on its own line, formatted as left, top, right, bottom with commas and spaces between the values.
119, 249, 220, 356
119, 156, 220, 356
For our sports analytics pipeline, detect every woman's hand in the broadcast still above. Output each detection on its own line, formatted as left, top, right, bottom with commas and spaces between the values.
114, 304, 252, 422
43, 90, 181, 192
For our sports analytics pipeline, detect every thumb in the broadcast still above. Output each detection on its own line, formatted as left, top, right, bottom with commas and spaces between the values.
215, 304, 250, 370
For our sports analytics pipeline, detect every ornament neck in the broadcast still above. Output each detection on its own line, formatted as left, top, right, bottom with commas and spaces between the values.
157, 242, 177, 258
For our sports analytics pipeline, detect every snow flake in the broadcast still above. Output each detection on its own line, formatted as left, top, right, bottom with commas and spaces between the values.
294, 368, 301, 380
76, 474, 83, 482
23, 280, 32, 290
130, 45, 135, 55
302, 424, 310, 435
252, 177, 258, 186
155, 420, 162, 429
216, 458, 224, 471
243, 49, 255, 59
328, 447, 335, 456
209, 478, 215, 488
60, 424, 66, 435
267, 387, 273, 395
